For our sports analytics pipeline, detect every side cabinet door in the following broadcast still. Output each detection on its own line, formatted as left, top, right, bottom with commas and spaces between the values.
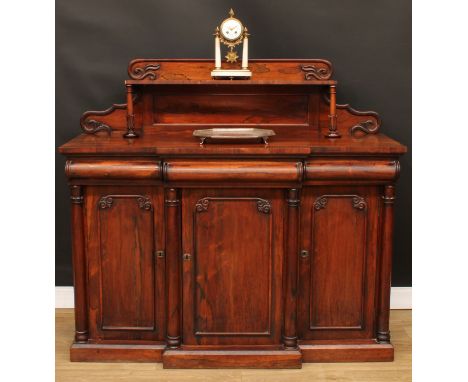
181, 188, 285, 346
298, 186, 380, 340
85, 186, 165, 341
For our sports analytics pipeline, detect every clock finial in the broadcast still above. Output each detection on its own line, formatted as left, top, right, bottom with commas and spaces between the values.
229, 8, 235, 17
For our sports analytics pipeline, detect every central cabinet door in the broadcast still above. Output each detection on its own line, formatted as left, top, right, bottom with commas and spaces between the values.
181, 189, 285, 346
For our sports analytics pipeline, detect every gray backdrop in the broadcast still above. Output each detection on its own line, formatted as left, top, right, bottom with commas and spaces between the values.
56, 0, 411, 286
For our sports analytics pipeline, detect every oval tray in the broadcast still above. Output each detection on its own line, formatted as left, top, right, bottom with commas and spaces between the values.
193, 128, 276, 145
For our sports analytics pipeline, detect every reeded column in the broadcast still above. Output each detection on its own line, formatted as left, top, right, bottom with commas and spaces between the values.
377, 185, 395, 343
70, 185, 88, 343
283, 188, 300, 349
165, 188, 181, 348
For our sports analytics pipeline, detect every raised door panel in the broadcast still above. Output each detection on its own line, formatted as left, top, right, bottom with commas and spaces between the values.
86, 186, 165, 341
182, 189, 284, 346
298, 186, 380, 340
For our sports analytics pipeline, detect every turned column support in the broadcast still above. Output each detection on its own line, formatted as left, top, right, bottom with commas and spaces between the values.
325, 85, 340, 138
69, 185, 88, 343
377, 185, 395, 343
283, 188, 300, 349
165, 188, 181, 348
123, 83, 138, 138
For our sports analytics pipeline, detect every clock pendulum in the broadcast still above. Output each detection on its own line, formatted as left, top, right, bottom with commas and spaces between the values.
225, 47, 239, 63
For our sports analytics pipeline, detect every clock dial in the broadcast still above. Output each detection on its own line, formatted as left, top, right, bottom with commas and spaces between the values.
220, 18, 243, 41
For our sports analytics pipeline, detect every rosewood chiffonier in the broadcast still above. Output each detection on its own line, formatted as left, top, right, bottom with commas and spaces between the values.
59, 59, 406, 368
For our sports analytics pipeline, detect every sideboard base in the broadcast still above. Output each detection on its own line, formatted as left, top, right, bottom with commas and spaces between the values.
162, 349, 302, 369
70, 343, 165, 362
70, 342, 393, 365
301, 343, 394, 363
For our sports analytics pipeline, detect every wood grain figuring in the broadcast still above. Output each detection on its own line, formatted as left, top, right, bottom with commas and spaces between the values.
70, 344, 165, 362
310, 194, 367, 330
194, 197, 272, 336
300, 344, 394, 362
60, 59, 406, 367
98, 195, 155, 331
164, 161, 303, 183
305, 159, 400, 181
65, 159, 161, 179
127, 59, 334, 84
298, 187, 380, 341
182, 189, 284, 346
162, 350, 302, 369
59, 128, 406, 156
153, 94, 309, 125
85, 186, 165, 342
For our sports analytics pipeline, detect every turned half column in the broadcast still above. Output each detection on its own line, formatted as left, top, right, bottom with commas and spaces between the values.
70, 185, 88, 343
377, 185, 395, 343
283, 188, 300, 349
165, 188, 181, 348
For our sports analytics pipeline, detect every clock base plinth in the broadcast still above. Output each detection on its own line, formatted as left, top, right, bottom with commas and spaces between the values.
211, 69, 252, 79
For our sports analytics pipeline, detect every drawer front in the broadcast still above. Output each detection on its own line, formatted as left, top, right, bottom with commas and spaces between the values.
305, 159, 399, 181
163, 160, 303, 183
66, 159, 161, 179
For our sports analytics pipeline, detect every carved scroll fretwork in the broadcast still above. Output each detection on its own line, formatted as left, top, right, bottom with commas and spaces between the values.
99, 196, 113, 209
352, 196, 367, 211
257, 199, 272, 214
350, 119, 380, 135
137, 196, 152, 211
195, 198, 210, 212
301, 64, 332, 80
314, 195, 367, 211
129, 63, 161, 80
314, 196, 328, 211
81, 119, 112, 134
80, 102, 126, 135
322, 94, 382, 137
195, 197, 271, 214
98, 195, 153, 210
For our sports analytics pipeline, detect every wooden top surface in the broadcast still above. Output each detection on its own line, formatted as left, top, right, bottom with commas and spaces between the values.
126, 59, 336, 85
59, 125, 406, 156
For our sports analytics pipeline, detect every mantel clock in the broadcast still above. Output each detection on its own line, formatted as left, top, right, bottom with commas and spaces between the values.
211, 9, 252, 79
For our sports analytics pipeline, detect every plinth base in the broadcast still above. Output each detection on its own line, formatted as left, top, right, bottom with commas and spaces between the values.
163, 349, 302, 369
70, 342, 394, 366
211, 69, 252, 79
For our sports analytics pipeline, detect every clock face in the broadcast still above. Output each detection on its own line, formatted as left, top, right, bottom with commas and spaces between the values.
220, 18, 243, 41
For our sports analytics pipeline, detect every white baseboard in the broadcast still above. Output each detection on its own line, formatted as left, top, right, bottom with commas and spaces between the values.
56, 286, 74, 308
55, 286, 412, 309
389, 287, 412, 309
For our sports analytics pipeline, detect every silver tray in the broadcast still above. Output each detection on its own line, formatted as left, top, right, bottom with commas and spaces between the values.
193, 128, 276, 145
